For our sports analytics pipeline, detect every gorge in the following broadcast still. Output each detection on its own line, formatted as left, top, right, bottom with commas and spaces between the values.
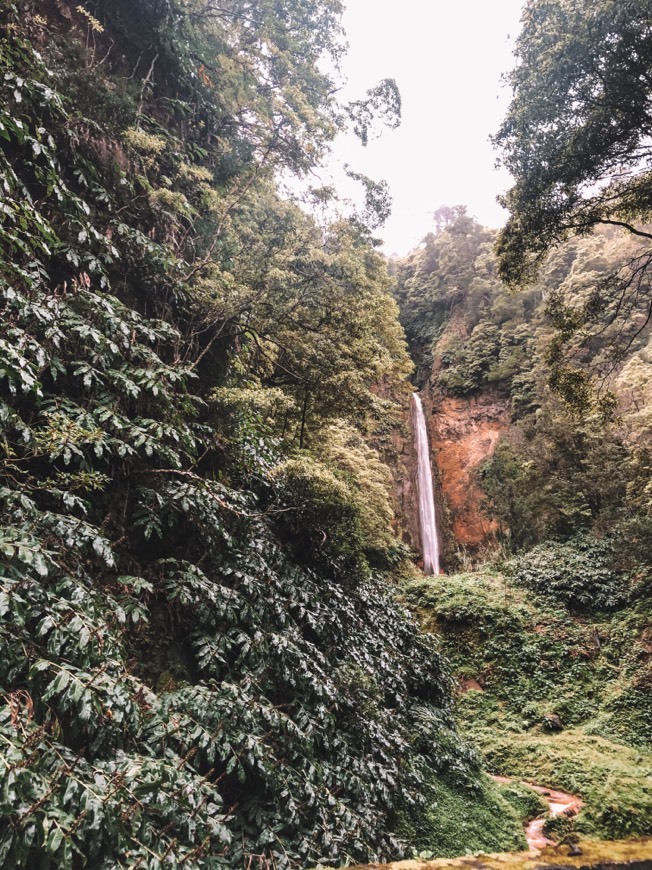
392, 208, 652, 863
1, 1, 652, 867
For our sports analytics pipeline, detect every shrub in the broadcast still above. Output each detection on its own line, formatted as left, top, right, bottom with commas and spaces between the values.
498, 781, 549, 823
514, 536, 629, 611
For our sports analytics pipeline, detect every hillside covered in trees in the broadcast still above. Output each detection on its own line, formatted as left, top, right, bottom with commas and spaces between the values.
0, 0, 530, 866
390, 0, 652, 856
1, 0, 652, 867
394, 208, 652, 561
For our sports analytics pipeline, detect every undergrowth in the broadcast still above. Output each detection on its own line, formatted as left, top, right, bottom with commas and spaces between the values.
0, 2, 526, 866
404, 572, 652, 841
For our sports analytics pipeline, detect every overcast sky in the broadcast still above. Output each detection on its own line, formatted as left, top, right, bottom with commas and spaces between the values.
328, 0, 526, 255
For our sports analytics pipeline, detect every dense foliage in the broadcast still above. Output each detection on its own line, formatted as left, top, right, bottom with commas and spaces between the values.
0, 2, 512, 866
405, 572, 652, 840
494, 0, 652, 406
513, 536, 629, 611
393, 211, 652, 566
389, 3, 652, 853
495, 0, 652, 281
4, 0, 652, 863
393, 204, 652, 851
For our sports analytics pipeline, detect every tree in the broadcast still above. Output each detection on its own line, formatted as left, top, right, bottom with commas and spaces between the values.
392, 209, 494, 355
207, 188, 412, 446
1, 3, 518, 866
495, 0, 652, 403
496, 0, 652, 283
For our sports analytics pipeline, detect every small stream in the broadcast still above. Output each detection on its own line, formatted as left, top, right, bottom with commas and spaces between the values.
491, 776, 583, 851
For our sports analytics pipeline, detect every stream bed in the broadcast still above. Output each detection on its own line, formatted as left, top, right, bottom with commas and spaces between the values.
491, 775, 583, 851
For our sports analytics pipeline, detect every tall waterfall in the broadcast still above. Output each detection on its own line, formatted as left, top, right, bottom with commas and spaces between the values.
412, 393, 440, 575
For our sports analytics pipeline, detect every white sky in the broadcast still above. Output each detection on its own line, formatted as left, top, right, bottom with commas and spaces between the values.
328, 0, 525, 255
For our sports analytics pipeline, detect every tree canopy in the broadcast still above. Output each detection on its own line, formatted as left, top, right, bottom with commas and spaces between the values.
495, 0, 652, 288
393, 210, 652, 562
494, 0, 652, 407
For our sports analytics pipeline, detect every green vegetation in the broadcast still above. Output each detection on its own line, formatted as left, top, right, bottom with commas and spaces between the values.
512, 536, 630, 612
497, 782, 549, 826
398, 777, 528, 861
495, 0, 652, 288
391, 205, 652, 862
391, 19, 652, 847
494, 0, 652, 413
393, 208, 652, 565
0, 1, 526, 866
389, 1, 652, 860
404, 572, 652, 841
475, 729, 652, 841
2, 0, 652, 866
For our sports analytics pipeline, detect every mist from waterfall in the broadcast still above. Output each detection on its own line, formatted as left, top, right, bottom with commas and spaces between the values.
412, 393, 440, 575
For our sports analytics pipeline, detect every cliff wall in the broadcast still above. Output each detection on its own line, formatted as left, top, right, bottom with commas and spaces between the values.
389, 388, 509, 568
428, 390, 509, 555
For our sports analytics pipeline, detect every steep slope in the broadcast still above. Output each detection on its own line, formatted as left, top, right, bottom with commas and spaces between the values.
430, 393, 509, 551
0, 4, 526, 866
392, 208, 652, 855
404, 571, 652, 842
393, 209, 652, 567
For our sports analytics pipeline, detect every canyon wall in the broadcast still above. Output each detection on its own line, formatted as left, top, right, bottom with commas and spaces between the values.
390, 388, 509, 568
390, 405, 421, 551
429, 390, 509, 554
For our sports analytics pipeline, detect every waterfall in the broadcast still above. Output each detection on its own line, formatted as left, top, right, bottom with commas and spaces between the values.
412, 393, 440, 575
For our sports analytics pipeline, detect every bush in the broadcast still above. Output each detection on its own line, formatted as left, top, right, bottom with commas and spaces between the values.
498, 781, 549, 823
514, 536, 629, 611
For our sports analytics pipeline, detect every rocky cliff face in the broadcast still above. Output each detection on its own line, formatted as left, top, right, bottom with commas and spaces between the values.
390, 389, 509, 568
428, 390, 510, 557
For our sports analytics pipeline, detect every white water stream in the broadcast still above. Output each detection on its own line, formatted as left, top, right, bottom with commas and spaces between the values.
412, 393, 440, 575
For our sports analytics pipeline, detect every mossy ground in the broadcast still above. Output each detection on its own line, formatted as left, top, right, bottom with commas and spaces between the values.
351, 836, 652, 869
495, 782, 549, 824
465, 722, 652, 840
402, 573, 652, 845
396, 776, 528, 860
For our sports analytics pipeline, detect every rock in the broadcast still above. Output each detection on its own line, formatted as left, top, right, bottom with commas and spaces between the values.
542, 713, 564, 731
460, 678, 484, 693
429, 392, 510, 551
